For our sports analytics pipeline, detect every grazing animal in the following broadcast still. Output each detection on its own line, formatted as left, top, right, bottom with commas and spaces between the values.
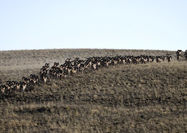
45, 63, 50, 68
184, 50, 187, 60
30, 74, 39, 85
166, 54, 172, 62
166, 55, 172, 62
54, 62, 59, 67
15, 82, 21, 91
92, 63, 97, 70
41, 74, 48, 83
0, 85, 6, 94
156, 56, 162, 63
22, 77, 30, 84
21, 82, 27, 91
176, 50, 182, 60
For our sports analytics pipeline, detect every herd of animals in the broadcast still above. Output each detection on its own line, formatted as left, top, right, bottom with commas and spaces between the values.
0, 50, 187, 97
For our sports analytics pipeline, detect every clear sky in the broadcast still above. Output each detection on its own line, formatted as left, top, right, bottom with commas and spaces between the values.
0, 0, 186, 51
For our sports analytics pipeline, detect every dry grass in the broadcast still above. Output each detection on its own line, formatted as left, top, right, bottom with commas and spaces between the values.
0, 49, 186, 133
0, 49, 174, 81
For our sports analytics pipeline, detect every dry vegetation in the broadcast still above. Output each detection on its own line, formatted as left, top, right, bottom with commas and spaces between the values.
0, 49, 186, 133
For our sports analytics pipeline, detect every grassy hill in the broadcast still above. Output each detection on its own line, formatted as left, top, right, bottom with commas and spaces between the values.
0, 49, 186, 133
0, 49, 174, 81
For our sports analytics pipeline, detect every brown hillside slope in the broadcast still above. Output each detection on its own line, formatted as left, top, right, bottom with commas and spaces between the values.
0, 49, 175, 81
0, 60, 186, 133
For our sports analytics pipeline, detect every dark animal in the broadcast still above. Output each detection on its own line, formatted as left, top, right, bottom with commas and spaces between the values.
184, 50, 187, 60
176, 50, 182, 60
166, 55, 172, 62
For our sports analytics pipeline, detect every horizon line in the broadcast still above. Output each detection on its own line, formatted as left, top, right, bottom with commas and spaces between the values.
0, 48, 180, 52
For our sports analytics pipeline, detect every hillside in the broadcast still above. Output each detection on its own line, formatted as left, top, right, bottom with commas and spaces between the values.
0, 49, 174, 81
0, 49, 186, 133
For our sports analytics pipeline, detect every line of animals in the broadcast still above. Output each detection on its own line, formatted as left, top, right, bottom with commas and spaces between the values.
0, 50, 187, 97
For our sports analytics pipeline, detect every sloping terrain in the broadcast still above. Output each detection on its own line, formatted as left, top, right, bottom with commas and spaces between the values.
0, 49, 174, 82
0, 49, 186, 133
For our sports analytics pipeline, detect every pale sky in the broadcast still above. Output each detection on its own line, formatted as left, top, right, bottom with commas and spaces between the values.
0, 0, 186, 51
